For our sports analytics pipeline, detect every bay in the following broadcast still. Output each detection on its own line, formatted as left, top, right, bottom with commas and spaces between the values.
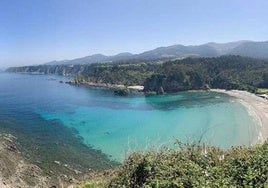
0, 73, 258, 164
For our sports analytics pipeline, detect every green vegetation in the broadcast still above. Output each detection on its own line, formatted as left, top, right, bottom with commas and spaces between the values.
7, 56, 268, 94
76, 62, 159, 86
256, 88, 268, 94
66, 56, 268, 94
143, 56, 268, 93
75, 141, 268, 187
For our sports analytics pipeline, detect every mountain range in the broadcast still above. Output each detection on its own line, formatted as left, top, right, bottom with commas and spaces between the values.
45, 40, 268, 65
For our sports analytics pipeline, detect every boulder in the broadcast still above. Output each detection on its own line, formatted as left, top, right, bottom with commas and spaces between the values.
114, 86, 130, 96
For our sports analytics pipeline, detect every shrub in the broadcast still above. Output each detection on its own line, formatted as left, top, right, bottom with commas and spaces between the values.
108, 141, 268, 187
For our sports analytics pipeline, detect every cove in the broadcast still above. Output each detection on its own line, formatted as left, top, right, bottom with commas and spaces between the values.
0, 73, 258, 163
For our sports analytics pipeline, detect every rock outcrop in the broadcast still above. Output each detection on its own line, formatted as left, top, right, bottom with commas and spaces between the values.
0, 134, 50, 187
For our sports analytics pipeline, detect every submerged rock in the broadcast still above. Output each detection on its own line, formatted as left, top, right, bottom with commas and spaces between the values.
0, 134, 84, 187
0, 134, 49, 187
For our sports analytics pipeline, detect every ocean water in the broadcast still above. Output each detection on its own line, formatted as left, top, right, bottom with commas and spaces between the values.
0, 73, 258, 164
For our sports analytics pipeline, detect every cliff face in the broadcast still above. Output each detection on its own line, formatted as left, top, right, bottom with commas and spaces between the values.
6, 65, 87, 76
0, 134, 51, 187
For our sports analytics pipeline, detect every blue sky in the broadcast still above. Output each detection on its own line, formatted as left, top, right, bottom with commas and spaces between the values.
1, 0, 268, 66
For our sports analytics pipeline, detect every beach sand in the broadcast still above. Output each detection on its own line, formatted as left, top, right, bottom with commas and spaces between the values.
211, 89, 268, 144
127, 85, 144, 90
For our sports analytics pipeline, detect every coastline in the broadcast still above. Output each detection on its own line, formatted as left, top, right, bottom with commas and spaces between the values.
0, 134, 50, 187
211, 89, 268, 144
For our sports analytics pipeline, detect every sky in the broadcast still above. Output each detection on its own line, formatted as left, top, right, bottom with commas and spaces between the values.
0, 0, 268, 67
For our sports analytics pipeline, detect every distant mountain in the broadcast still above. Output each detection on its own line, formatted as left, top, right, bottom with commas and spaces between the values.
135, 44, 219, 59
206, 40, 250, 54
112, 52, 133, 58
227, 41, 268, 59
45, 53, 133, 65
44, 41, 268, 65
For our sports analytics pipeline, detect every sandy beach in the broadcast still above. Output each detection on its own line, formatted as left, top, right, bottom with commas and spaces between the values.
211, 89, 268, 144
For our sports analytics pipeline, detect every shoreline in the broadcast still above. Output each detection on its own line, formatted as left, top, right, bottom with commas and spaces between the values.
67, 81, 144, 90
210, 89, 268, 144
68, 82, 268, 143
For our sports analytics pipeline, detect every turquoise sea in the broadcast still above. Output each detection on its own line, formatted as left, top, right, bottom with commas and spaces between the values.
0, 73, 258, 166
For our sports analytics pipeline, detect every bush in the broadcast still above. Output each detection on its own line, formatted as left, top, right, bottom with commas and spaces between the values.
108, 141, 268, 187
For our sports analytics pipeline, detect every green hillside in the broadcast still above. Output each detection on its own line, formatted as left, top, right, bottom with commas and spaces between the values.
7, 56, 268, 94
76, 141, 268, 188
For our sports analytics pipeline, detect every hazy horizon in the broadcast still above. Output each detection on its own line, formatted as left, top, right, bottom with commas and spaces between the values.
1, 0, 268, 67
